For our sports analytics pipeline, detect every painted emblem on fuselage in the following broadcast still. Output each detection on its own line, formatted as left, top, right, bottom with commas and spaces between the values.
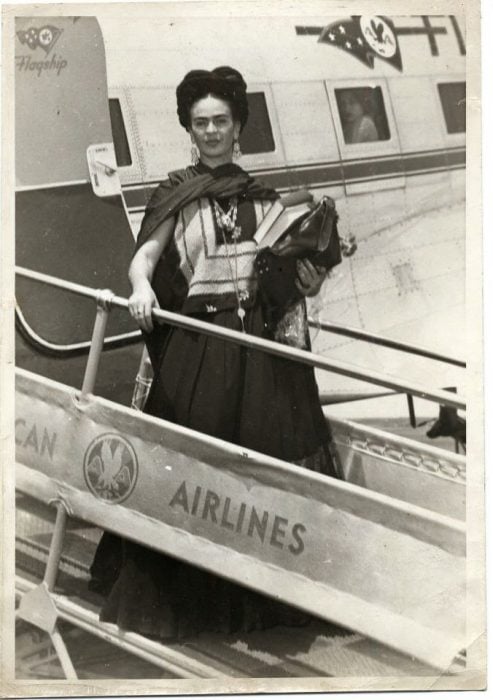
297, 15, 466, 68
16, 25, 63, 56
16, 23, 67, 76
84, 433, 138, 504
360, 16, 397, 59
315, 15, 403, 72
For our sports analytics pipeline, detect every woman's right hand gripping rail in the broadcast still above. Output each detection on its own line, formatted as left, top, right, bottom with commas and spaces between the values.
128, 217, 175, 333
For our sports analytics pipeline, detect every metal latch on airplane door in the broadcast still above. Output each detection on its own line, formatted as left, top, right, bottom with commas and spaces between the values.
86, 143, 121, 197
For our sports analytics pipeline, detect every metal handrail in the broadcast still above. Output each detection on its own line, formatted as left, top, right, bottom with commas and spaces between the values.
15, 302, 142, 355
308, 318, 466, 368
15, 266, 466, 410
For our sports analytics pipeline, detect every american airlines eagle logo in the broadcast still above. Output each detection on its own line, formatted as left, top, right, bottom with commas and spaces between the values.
317, 15, 403, 71
16, 25, 62, 56
359, 16, 398, 59
84, 434, 138, 504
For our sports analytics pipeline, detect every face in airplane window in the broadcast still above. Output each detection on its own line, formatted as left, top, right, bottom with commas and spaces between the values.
336, 89, 384, 145
340, 92, 365, 122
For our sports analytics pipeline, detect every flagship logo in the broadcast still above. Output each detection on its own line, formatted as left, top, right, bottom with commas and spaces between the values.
84, 434, 138, 504
16, 24, 67, 76
17, 25, 62, 55
16, 53, 67, 77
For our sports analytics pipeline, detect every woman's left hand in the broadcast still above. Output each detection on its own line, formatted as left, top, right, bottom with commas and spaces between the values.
295, 259, 327, 297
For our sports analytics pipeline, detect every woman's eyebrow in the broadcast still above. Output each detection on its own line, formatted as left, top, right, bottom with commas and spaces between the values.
193, 113, 230, 120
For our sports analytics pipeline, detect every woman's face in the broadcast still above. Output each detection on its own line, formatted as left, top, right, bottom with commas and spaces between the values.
340, 93, 364, 122
189, 94, 241, 167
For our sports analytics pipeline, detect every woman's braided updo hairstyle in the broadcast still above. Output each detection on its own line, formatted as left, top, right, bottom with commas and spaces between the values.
176, 66, 249, 132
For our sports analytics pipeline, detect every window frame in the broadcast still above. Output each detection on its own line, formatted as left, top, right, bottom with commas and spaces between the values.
432, 75, 466, 146
326, 78, 401, 161
108, 96, 133, 168
238, 83, 286, 170
240, 91, 277, 157
107, 89, 142, 183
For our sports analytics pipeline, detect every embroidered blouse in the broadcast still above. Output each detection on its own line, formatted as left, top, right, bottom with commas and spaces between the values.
135, 162, 278, 316
172, 194, 274, 314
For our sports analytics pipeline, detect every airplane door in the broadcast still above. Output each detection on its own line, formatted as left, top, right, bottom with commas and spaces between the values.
15, 17, 142, 403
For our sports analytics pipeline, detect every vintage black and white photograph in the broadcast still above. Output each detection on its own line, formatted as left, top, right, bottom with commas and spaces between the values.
1, 0, 485, 694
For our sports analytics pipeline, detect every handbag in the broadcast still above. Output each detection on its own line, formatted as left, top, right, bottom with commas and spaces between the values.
273, 195, 340, 259
254, 196, 342, 309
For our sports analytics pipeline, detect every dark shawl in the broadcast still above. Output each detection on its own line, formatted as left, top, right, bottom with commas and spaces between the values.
134, 162, 278, 368
135, 162, 278, 250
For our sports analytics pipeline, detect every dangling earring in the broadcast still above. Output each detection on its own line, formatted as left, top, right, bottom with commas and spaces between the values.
191, 143, 200, 166
233, 139, 242, 161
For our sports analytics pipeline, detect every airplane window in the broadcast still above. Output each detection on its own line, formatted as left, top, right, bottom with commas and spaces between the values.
335, 87, 390, 145
108, 98, 132, 167
240, 92, 276, 154
437, 82, 466, 134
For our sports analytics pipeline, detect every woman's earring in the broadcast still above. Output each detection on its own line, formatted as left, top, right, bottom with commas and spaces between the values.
233, 139, 242, 161
191, 143, 200, 166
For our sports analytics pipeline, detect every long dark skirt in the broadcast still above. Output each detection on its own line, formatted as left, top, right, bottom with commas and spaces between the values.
90, 301, 339, 640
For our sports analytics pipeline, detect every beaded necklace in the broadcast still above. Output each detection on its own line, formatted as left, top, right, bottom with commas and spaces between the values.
212, 196, 247, 332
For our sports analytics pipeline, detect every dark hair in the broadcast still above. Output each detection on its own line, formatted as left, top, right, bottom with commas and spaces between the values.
176, 66, 249, 131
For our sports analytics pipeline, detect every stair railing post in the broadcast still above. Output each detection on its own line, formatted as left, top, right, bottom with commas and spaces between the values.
80, 289, 115, 399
